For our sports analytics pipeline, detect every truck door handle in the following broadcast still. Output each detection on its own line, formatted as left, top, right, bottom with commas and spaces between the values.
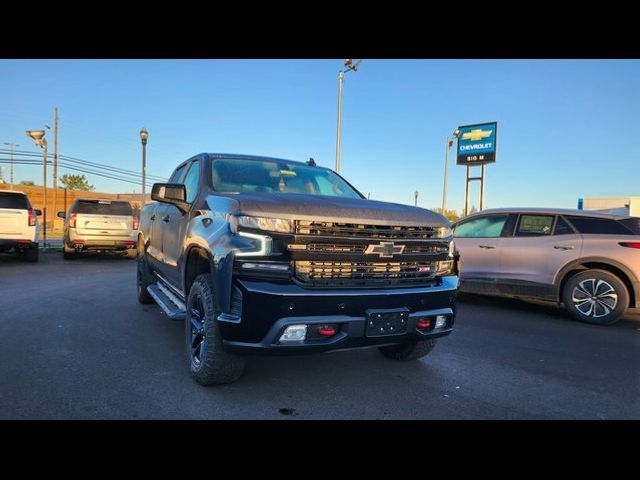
162, 215, 171, 223
554, 245, 574, 250
479, 245, 497, 249
150, 215, 156, 221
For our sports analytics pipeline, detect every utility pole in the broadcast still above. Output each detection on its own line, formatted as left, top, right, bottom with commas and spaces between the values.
53, 108, 59, 220
3, 142, 20, 190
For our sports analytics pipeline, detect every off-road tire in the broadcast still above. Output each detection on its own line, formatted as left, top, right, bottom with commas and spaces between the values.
137, 252, 154, 304
186, 274, 245, 385
562, 269, 628, 326
378, 338, 437, 361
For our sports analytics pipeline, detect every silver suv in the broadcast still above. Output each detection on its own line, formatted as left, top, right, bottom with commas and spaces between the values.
453, 208, 640, 325
58, 198, 138, 259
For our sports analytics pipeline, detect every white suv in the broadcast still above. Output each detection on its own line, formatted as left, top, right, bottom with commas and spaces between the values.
0, 190, 41, 262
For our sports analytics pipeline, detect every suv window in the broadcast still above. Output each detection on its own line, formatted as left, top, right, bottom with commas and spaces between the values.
566, 216, 633, 235
554, 216, 574, 235
72, 200, 133, 215
0, 192, 30, 209
454, 215, 508, 238
516, 215, 554, 237
619, 217, 640, 234
182, 161, 200, 204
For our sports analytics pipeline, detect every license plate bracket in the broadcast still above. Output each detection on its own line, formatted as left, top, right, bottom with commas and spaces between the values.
365, 308, 409, 337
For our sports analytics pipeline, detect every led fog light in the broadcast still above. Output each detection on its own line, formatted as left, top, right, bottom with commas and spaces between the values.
435, 315, 448, 329
279, 325, 307, 342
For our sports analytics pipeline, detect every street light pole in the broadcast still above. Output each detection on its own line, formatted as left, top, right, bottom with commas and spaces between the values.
441, 129, 459, 214
3, 142, 19, 190
140, 128, 148, 207
414, 190, 419, 207
42, 140, 48, 250
334, 59, 362, 173
335, 70, 344, 173
26, 130, 48, 250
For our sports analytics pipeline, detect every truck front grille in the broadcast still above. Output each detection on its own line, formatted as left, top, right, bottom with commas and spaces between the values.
296, 221, 439, 239
294, 260, 437, 287
305, 243, 448, 255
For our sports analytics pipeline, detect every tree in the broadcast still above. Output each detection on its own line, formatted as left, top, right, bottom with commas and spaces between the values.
19, 180, 36, 186
431, 207, 460, 222
59, 174, 95, 191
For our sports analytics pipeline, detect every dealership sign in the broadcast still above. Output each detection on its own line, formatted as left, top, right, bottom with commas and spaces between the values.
456, 122, 498, 166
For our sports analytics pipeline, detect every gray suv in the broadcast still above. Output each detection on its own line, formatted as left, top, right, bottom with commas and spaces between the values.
58, 198, 138, 259
453, 208, 640, 325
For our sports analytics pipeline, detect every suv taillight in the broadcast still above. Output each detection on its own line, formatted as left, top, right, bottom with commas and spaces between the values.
619, 242, 640, 249
132, 215, 139, 230
28, 209, 36, 227
69, 213, 77, 228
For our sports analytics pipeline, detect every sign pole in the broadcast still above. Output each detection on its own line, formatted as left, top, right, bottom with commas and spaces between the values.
480, 164, 486, 210
464, 165, 470, 216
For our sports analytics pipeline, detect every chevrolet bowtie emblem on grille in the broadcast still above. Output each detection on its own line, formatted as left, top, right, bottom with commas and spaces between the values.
461, 129, 492, 141
364, 241, 405, 258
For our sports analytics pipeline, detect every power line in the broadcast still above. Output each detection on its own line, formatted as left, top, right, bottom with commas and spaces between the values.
0, 148, 167, 182
0, 158, 157, 188
0, 151, 166, 184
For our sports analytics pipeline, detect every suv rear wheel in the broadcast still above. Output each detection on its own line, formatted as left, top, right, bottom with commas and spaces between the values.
562, 269, 628, 326
186, 274, 245, 385
63, 245, 77, 260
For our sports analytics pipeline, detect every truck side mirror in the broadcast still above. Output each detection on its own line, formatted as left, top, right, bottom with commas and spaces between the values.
34, 209, 42, 216
57, 211, 65, 218
151, 183, 189, 213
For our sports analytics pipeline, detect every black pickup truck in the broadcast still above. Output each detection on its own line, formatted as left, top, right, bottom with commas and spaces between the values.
137, 153, 459, 385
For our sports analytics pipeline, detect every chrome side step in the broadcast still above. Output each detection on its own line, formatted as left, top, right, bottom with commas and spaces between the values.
147, 282, 186, 321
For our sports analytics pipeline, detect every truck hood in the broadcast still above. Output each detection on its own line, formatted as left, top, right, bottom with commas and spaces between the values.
210, 192, 450, 227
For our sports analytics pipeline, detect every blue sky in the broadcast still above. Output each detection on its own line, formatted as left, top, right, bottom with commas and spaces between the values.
0, 59, 637, 214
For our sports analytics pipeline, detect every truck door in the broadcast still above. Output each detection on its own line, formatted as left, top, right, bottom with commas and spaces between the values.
147, 162, 189, 271
160, 159, 200, 288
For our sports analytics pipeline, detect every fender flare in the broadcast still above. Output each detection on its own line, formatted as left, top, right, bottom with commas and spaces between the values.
555, 256, 639, 307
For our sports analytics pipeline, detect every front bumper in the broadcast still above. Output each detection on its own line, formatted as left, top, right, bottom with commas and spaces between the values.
219, 275, 458, 355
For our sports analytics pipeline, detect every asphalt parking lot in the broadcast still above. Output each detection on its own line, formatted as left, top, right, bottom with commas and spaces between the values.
1, 251, 638, 419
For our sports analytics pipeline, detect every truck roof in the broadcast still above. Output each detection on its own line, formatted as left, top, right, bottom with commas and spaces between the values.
204, 153, 324, 169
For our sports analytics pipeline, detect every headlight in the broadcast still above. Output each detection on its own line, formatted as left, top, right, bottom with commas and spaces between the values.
237, 216, 292, 233
435, 259, 455, 276
434, 226, 452, 238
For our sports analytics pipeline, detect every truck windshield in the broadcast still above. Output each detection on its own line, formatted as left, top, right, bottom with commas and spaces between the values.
211, 158, 363, 199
